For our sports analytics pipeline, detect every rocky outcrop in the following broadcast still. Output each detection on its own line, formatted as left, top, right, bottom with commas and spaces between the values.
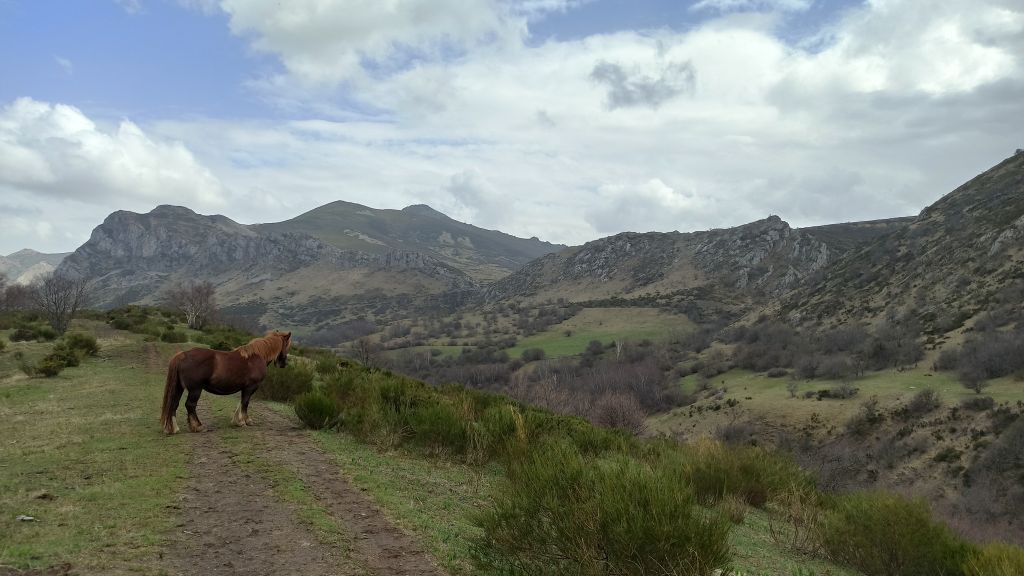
484, 216, 833, 303
58, 205, 477, 309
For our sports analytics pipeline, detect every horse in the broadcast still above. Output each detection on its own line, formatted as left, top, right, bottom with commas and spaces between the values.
160, 330, 291, 435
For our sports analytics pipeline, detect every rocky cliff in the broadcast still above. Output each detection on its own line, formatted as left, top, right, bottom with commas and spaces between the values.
780, 152, 1024, 332
58, 205, 477, 326
484, 216, 839, 307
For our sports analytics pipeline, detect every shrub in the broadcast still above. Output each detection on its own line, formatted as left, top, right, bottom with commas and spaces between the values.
34, 325, 58, 341
257, 362, 315, 402
960, 396, 995, 412
47, 342, 81, 368
767, 483, 824, 556
669, 438, 812, 507
766, 367, 788, 378
10, 327, 35, 342
63, 332, 99, 356
590, 392, 646, 435
33, 356, 66, 378
820, 491, 974, 576
905, 388, 942, 418
846, 397, 884, 437
520, 348, 546, 362
719, 494, 748, 525
407, 400, 468, 454
472, 440, 731, 576
160, 330, 188, 343
964, 542, 1024, 576
294, 392, 340, 429
0, 337, 5, 353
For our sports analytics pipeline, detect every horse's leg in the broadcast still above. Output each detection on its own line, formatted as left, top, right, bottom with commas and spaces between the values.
240, 384, 258, 426
185, 387, 205, 433
167, 383, 184, 434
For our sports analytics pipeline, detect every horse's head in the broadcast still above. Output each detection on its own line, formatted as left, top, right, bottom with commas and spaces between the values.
276, 331, 292, 368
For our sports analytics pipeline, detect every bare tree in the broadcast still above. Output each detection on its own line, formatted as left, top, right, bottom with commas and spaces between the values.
167, 281, 217, 329
349, 337, 381, 367
2, 283, 35, 312
33, 273, 88, 334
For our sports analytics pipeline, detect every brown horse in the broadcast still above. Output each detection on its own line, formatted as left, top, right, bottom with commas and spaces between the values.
160, 330, 291, 434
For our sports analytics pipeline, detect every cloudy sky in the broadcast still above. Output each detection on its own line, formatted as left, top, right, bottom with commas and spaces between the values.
1, 0, 1022, 255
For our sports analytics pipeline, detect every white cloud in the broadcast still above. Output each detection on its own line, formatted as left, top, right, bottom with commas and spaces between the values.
114, 0, 143, 14
691, 0, 813, 13
6, 0, 1024, 255
586, 179, 710, 234
54, 56, 73, 75
0, 98, 227, 210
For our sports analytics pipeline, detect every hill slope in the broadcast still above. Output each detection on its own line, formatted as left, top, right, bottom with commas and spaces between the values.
58, 205, 477, 333
257, 201, 565, 282
483, 215, 875, 320
0, 249, 70, 284
781, 152, 1024, 331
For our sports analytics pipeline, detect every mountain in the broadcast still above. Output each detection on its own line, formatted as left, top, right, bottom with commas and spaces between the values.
58, 205, 478, 333
780, 151, 1024, 332
257, 201, 565, 282
482, 215, 896, 318
0, 249, 70, 284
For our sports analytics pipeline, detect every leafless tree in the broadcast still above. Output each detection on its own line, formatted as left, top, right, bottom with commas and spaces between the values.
167, 281, 217, 329
33, 272, 88, 334
349, 337, 381, 367
2, 282, 35, 312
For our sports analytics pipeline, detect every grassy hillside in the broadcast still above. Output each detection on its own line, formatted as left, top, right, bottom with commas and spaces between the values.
257, 201, 564, 282
5, 312, 1022, 575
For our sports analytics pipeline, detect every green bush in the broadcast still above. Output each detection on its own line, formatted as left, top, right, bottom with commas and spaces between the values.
10, 327, 36, 342
64, 332, 100, 356
47, 342, 81, 368
160, 330, 188, 343
257, 362, 315, 402
820, 491, 973, 576
407, 400, 469, 454
33, 356, 66, 378
34, 325, 58, 341
668, 438, 812, 507
0, 337, 6, 353
965, 542, 1024, 576
473, 440, 731, 575
294, 391, 341, 430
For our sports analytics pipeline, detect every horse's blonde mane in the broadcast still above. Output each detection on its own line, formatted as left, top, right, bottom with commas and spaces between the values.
235, 330, 289, 362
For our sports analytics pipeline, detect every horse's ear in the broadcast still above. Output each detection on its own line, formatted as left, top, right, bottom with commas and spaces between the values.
284, 331, 291, 339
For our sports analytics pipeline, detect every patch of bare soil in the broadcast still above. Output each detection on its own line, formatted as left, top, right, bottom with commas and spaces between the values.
251, 409, 445, 576
164, 423, 347, 576
165, 404, 445, 576
0, 565, 72, 576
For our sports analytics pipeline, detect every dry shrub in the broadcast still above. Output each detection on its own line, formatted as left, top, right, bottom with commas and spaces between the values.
767, 483, 824, 556
590, 392, 647, 436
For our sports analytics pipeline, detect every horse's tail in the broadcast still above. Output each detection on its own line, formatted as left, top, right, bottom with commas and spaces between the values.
161, 352, 184, 434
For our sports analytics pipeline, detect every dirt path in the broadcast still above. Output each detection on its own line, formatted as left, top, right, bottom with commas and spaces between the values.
164, 403, 445, 576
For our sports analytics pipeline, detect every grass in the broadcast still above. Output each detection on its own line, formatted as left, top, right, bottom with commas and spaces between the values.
729, 509, 858, 575
650, 367, 1024, 438
0, 323, 187, 573
508, 307, 694, 359
307, 423, 499, 575
217, 420, 364, 571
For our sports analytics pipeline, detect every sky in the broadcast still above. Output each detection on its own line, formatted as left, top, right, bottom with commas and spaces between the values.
1, 0, 1023, 255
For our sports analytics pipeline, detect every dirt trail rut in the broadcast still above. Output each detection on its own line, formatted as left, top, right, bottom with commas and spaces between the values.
165, 404, 445, 576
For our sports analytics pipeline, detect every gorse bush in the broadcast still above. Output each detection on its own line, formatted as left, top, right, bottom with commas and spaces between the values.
257, 362, 315, 402
665, 438, 812, 508
820, 491, 973, 576
294, 391, 341, 430
10, 327, 35, 342
473, 440, 731, 576
964, 542, 1024, 576
160, 330, 188, 343
63, 332, 99, 356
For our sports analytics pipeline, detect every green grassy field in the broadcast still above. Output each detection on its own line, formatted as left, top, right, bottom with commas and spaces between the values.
1, 320, 865, 576
650, 366, 1024, 438
508, 307, 695, 359
0, 327, 187, 573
